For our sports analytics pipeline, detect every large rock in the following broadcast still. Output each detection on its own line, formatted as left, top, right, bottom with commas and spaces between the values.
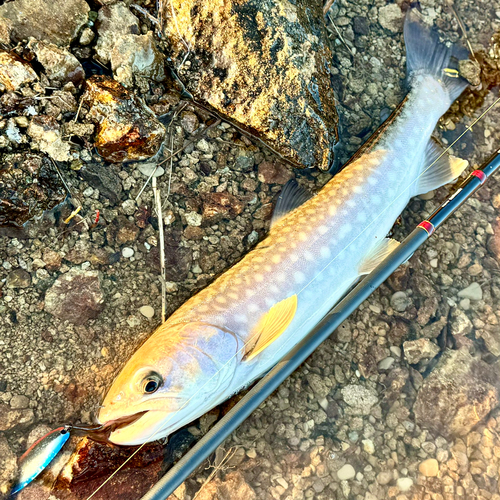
161, 0, 338, 170
0, 153, 66, 229
0, 50, 38, 91
414, 347, 500, 439
27, 39, 85, 87
0, 0, 90, 46
44, 270, 104, 325
0, 402, 35, 431
0, 436, 17, 497
83, 76, 166, 163
27, 115, 73, 162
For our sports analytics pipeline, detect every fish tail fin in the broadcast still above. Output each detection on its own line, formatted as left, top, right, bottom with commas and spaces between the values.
404, 9, 468, 102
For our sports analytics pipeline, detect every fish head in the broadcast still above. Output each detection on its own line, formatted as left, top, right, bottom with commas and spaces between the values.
97, 321, 241, 446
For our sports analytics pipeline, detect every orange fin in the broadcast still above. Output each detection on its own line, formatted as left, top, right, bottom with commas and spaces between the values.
244, 295, 298, 361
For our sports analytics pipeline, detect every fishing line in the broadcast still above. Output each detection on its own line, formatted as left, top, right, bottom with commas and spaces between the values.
83, 93, 500, 500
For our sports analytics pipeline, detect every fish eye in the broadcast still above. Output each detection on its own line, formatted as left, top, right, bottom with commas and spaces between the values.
142, 373, 162, 394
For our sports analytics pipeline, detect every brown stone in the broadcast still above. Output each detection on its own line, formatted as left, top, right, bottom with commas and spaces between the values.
257, 161, 292, 184
161, 0, 338, 170
0, 0, 90, 47
487, 217, 500, 262
27, 39, 84, 87
202, 192, 244, 223
414, 347, 500, 439
44, 270, 104, 325
83, 76, 166, 163
0, 403, 35, 431
43, 248, 62, 271
0, 435, 16, 496
0, 50, 38, 91
0, 153, 66, 228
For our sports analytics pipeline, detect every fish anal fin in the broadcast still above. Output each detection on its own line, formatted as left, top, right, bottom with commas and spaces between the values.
271, 180, 312, 228
359, 238, 400, 275
416, 139, 468, 196
244, 295, 298, 361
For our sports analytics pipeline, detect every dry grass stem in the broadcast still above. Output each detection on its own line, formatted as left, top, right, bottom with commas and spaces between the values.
153, 176, 167, 322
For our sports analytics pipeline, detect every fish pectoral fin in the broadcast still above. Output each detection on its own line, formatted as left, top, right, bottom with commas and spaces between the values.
359, 238, 400, 275
416, 138, 469, 195
271, 180, 313, 228
244, 295, 298, 361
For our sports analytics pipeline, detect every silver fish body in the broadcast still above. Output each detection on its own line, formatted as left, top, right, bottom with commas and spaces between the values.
98, 11, 469, 445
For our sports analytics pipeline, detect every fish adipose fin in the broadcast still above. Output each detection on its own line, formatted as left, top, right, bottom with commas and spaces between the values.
415, 139, 469, 195
359, 238, 400, 275
271, 180, 313, 228
244, 295, 298, 361
404, 9, 468, 102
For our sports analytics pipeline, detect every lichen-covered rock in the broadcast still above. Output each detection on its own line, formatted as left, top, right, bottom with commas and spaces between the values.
44, 270, 104, 325
0, 153, 66, 228
202, 191, 244, 223
403, 338, 440, 365
111, 32, 166, 87
27, 115, 73, 162
414, 347, 500, 439
83, 76, 166, 163
0, 0, 90, 46
161, 0, 338, 170
0, 50, 38, 91
27, 39, 84, 87
0, 436, 17, 497
95, 2, 140, 64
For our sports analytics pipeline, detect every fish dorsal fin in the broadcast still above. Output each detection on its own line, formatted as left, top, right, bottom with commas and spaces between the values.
271, 180, 312, 228
416, 138, 468, 196
244, 295, 298, 361
359, 238, 400, 275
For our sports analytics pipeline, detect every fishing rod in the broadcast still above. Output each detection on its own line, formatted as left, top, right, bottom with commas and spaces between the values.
139, 148, 500, 500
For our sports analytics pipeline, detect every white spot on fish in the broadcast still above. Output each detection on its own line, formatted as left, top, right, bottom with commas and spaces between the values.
320, 246, 331, 259
265, 297, 275, 308
353, 185, 363, 194
329, 206, 337, 216
367, 176, 377, 186
318, 225, 329, 235
347, 199, 356, 208
234, 314, 247, 323
356, 212, 367, 223
304, 251, 314, 262
270, 284, 280, 295
294, 271, 306, 284
290, 254, 299, 263
337, 223, 352, 240
248, 303, 260, 313
276, 272, 287, 283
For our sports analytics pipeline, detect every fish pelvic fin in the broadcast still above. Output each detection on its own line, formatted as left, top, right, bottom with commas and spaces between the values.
244, 295, 298, 361
415, 138, 469, 195
359, 238, 400, 275
404, 8, 468, 102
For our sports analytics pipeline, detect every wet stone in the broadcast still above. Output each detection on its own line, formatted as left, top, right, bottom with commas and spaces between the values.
6, 269, 31, 288
0, 153, 66, 228
0, 0, 90, 46
44, 270, 104, 325
458, 282, 483, 301
162, 0, 339, 170
27, 115, 72, 162
419, 458, 439, 477
257, 161, 292, 184
0, 402, 35, 431
95, 2, 140, 65
0, 50, 38, 91
202, 192, 244, 223
83, 76, 166, 163
391, 291, 411, 312
111, 32, 166, 88
337, 464, 356, 481
403, 338, 440, 365
341, 384, 378, 415
9, 394, 29, 409
27, 39, 85, 87
80, 163, 123, 203
0, 436, 16, 497
414, 347, 500, 439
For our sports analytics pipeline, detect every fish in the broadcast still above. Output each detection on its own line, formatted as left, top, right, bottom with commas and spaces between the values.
97, 10, 469, 446
10, 426, 70, 495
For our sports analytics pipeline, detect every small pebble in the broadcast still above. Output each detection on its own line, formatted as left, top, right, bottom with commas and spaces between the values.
138, 163, 165, 178
378, 357, 395, 370
418, 458, 439, 477
122, 247, 134, 258
362, 439, 375, 455
390, 291, 411, 312
139, 305, 154, 319
459, 298, 470, 310
337, 464, 356, 480
457, 282, 482, 301
396, 477, 413, 492
390, 346, 402, 358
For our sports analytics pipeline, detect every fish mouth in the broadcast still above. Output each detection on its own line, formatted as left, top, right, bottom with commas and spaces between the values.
82, 411, 149, 445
